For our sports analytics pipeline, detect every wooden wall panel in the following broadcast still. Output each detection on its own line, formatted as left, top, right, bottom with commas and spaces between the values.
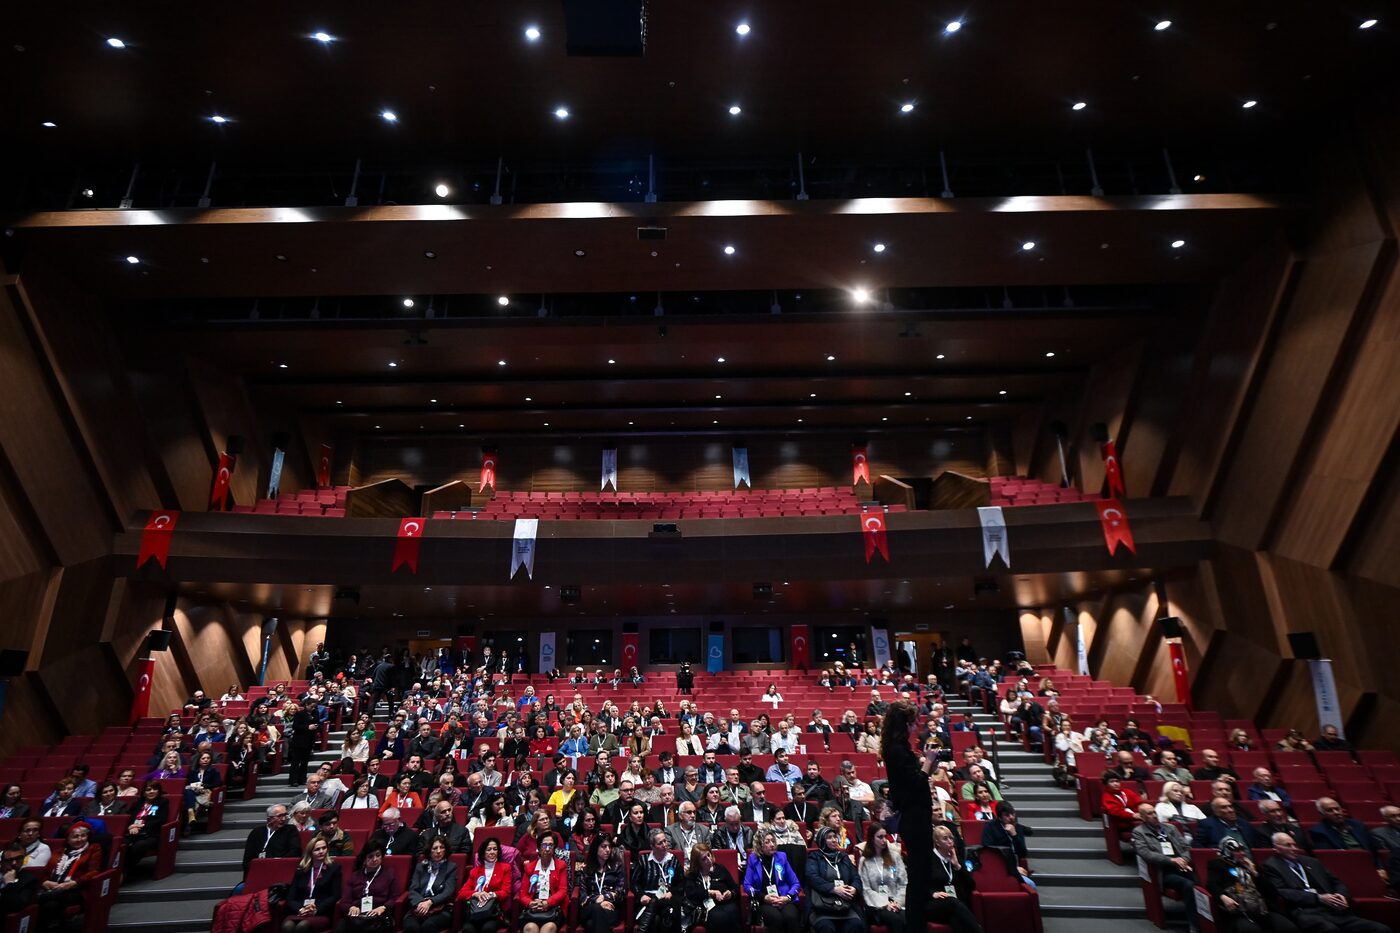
1070, 343, 1143, 498
172, 605, 248, 698
38, 558, 119, 667
1348, 456, 1400, 589
129, 372, 217, 511
187, 368, 268, 508
1017, 610, 1052, 666
0, 464, 48, 584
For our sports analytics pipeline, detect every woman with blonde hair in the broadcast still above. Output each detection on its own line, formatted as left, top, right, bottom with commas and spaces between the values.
282, 835, 342, 933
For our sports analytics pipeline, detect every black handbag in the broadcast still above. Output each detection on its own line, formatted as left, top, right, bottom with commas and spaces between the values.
467, 897, 501, 921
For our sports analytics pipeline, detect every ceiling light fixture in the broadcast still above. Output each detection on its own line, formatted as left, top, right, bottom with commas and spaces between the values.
1045, 351, 1056, 358
810, 393, 817, 398
41, 121, 57, 128
311, 31, 334, 43
826, 354, 837, 361
723, 244, 736, 255
1360, 18, 1378, 29
424, 250, 436, 259
106, 37, 126, 48
525, 396, 533, 402
388, 362, 398, 368
1193, 174, 1205, 182
1071, 101, 1087, 111
210, 114, 228, 124
1021, 241, 1036, 251
525, 25, 541, 40
852, 287, 871, 303
430, 398, 438, 403
1241, 99, 1257, 109
944, 20, 962, 34
278, 363, 288, 369
735, 22, 750, 36
402, 298, 415, 308
380, 110, 398, 122
936, 353, 946, 359
497, 360, 507, 366
998, 389, 1007, 395
1154, 20, 1172, 31
728, 104, 742, 115
714, 394, 722, 399
882, 417, 888, 421
717, 357, 726, 363
434, 183, 449, 198
497, 296, 510, 306
1171, 239, 1186, 248
899, 102, 915, 114
904, 391, 912, 396
554, 107, 570, 119
872, 243, 886, 253
607, 358, 616, 364
124, 255, 140, 264
574, 248, 586, 257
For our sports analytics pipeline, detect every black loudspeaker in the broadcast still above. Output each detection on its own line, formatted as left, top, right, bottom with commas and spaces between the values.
622, 621, 640, 634
225, 434, 246, 456
1159, 616, 1184, 639
1287, 632, 1322, 660
708, 621, 724, 634
560, 0, 646, 56
271, 431, 290, 450
0, 649, 29, 677
1050, 421, 1068, 439
1089, 422, 1110, 443
148, 630, 173, 652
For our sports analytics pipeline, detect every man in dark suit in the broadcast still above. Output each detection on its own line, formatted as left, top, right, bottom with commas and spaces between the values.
1309, 798, 1381, 856
241, 804, 301, 876
367, 807, 421, 858
413, 801, 473, 854
740, 783, 777, 824
1258, 832, 1388, 933
711, 809, 755, 859
1195, 797, 1267, 850
362, 757, 393, 791
928, 824, 981, 933
1256, 799, 1312, 854
0, 842, 38, 923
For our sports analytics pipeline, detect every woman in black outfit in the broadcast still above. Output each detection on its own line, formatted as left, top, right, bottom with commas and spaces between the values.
879, 700, 935, 933
577, 835, 627, 933
684, 843, 741, 933
283, 836, 342, 933
122, 781, 169, 880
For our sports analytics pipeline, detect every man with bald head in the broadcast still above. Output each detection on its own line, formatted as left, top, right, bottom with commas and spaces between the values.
1258, 831, 1387, 933
1195, 797, 1266, 850
1130, 803, 1197, 928
1256, 798, 1312, 854
1247, 768, 1293, 810
1309, 798, 1380, 857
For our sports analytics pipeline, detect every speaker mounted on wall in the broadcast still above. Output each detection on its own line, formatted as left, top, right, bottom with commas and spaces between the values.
1287, 631, 1322, 660
148, 630, 173, 652
1159, 616, 1185, 639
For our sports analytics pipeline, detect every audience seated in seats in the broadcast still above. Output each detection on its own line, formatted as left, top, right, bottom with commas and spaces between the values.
1374, 805, 1400, 891
1156, 781, 1207, 840
0, 841, 39, 924
0, 784, 31, 819
683, 842, 740, 933
123, 781, 170, 879
242, 803, 301, 875
1131, 804, 1198, 930
666, 801, 713, 856
927, 825, 984, 933
401, 834, 457, 933
317, 811, 355, 857
1247, 768, 1293, 810
963, 784, 1001, 822
18, 819, 50, 868
1227, 729, 1255, 753
336, 841, 399, 933
1206, 838, 1296, 933
459, 836, 512, 933
858, 823, 908, 933
84, 782, 130, 818
805, 826, 865, 933
1256, 800, 1312, 855
1101, 772, 1143, 837
742, 829, 802, 933
183, 749, 223, 830
1309, 798, 1381, 860
39, 780, 81, 819
1193, 748, 1239, 783
1196, 797, 1267, 850
1154, 750, 1194, 784
283, 836, 342, 933
37, 822, 102, 933
1257, 832, 1388, 933
1313, 725, 1352, 754
1275, 730, 1315, 754
520, 834, 568, 933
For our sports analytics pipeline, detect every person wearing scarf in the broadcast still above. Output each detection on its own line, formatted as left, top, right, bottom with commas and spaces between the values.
37, 823, 101, 931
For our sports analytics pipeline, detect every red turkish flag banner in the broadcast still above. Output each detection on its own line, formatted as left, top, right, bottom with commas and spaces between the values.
392, 517, 426, 573
480, 453, 497, 493
621, 632, 640, 671
317, 445, 332, 488
209, 453, 235, 510
128, 657, 156, 725
137, 510, 180, 570
851, 446, 871, 485
790, 624, 811, 670
1167, 641, 1193, 711
861, 509, 890, 563
1095, 499, 1137, 555
1101, 440, 1126, 498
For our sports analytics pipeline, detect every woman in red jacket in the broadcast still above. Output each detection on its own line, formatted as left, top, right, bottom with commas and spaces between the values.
37, 822, 103, 932
1100, 771, 1143, 836
517, 834, 567, 933
459, 837, 514, 933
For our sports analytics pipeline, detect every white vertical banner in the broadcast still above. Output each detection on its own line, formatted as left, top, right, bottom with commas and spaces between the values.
266, 448, 286, 499
871, 628, 892, 669
1308, 659, 1344, 738
510, 518, 538, 579
601, 448, 618, 491
977, 506, 1010, 568
538, 632, 557, 674
732, 447, 750, 489
1066, 606, 1089, 675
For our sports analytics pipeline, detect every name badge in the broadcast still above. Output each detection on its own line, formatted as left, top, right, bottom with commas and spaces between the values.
766, 885, 778, 898
303, 899, 316, 909
944, 885, 957, 896
361, 896, 374, 913
1159, 842, 1175, 856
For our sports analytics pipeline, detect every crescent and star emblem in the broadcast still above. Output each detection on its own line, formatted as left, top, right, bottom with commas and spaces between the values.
403, 522, 420, 535
864, 517, 883, 530
217, 468, 230, 481
139, 674, 150, 689
1105, 456, 1118, 469
1102, 509, 1122, 522
153, 514, 172, 527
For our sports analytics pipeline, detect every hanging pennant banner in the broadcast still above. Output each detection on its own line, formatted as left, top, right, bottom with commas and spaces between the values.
538, 632, 557, 674
266, 448, 286, 500
732, 447, 751, 489
480, 451, 498, 493
392, 517, 426, 573
621, 632, 640, 671
511, 517, 539, 579
1095, 499, 1137, 555
790, 624, 811, 670
852, 446, 871, 485
1308, 658, 1344, 738
707, 632, 725, 673
209, 452, 235, 511
861, 508, 890, 563
871, 628, 892, 669
601, 448, 618, 491
1167, 641, 1193, 711
128, 657, 156, 725
1101, 440, 1126, 498
977, 506, 1011, 568
137, 510, 180, 570
317, 444, 332, 488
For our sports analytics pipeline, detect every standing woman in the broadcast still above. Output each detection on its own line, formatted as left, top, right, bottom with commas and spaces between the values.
577, 835, 627, 933
282, 836, 342, 933
401, 834, 457, 933
684, 842, 741, 933
879, 699, 935, 933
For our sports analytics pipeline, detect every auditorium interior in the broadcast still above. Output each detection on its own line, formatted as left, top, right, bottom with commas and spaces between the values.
0, 5, 1398, 933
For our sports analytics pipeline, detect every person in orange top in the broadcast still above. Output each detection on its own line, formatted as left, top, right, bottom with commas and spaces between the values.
1101, 771, 1144, 836
380, 774, 423, 814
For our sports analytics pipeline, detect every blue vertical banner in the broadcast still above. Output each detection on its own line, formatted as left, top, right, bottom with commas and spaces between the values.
706, 633, 725, 673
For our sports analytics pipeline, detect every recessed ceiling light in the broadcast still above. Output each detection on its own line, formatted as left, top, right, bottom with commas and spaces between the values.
1154, 20, 1172, 31
424, 250, 436, 259
388, 362, 398, 368
402, 298, 415, 308
381, 110, 398, 122
278, 363, 288, 369
1045, 351, 1056, 358
1071, 101, 1087, 111
810, 393, 817, 398
628, 421, 634, 425
210, 114, 228, 124
525, 25, 541, 40
106, 38, 126, 49
1360, 19, 1378, 29
966, 416, 973, 421
311, 31, 334, 43
713, 420, 719, 424
872, 243, 886, 253
998, 389, 1007, 395
797, 418, 803, 423
497, 296, 510, 306
717, 356, 726, 363
574, 248, 586, 257
336, 400, 343, 405
430, 398, 437, 403
41, 121, 56, 128
543, 422, 550, 426
715, 394, 722, 399
1193, 174, 1205, 182
434, 183, 449, 198
124, 255, 140, 264
852, 287, 871, 303
904, 391, 912, 396
1021, 241, 1036, 251
497, 359, 507, 366
728, 105, 742, 116
607, 358, 616, 365
944, 20, 962, 34
525, 396, 533, 401
1241, 99, 1257, 109
899, 103, 915, 114
275, 254, 287, 261
936, 353, 946, 359
735, 22, 750, 36
554, 107, 570, 119
375, 425, 380, 429
723, 244, 736, 255
882, 417, 888, 421
1171, 239, 1186, 248
827, 354, 837, 362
